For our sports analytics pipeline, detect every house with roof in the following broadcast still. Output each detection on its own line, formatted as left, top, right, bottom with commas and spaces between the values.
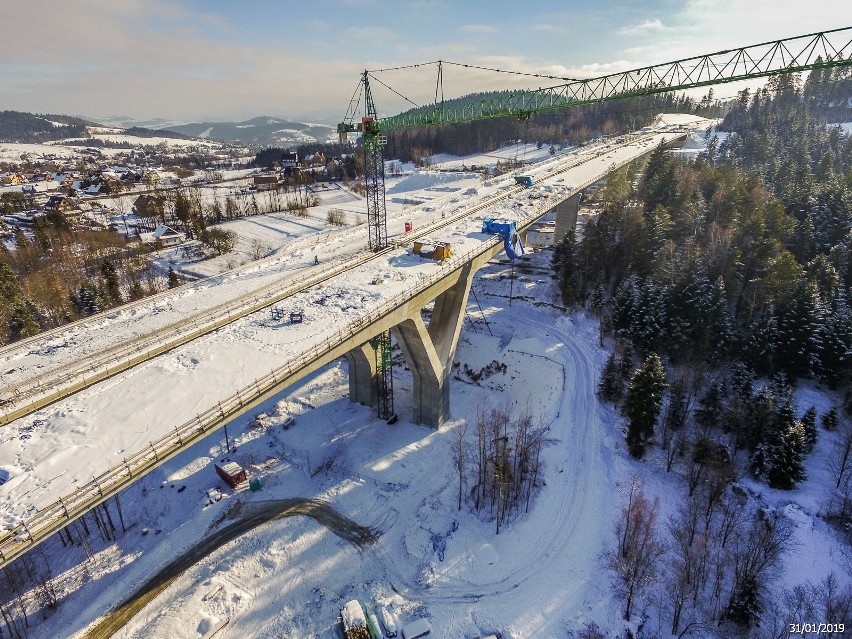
2, 173, 26, 186
44, 196, 78, 212
253, 174, 279, 191
139, 225, 185, 247
281, 151, 299, 168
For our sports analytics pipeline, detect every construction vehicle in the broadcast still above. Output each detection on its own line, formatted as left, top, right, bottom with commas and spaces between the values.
413, 241, 452, 261
341, 600, 371, 639
481, 219, 525, 260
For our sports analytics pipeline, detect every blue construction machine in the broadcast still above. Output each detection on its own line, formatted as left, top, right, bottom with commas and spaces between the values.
482, 219, 525, 260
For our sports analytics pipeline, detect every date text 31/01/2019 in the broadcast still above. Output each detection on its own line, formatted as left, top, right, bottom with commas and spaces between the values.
790, 623, 844, 635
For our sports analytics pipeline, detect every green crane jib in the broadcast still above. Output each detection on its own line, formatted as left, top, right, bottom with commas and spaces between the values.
338, 28, 851, 244
340, 27, 852, 140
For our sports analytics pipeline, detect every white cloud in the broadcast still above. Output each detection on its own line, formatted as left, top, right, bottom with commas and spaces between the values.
617, 18, 666, 36
460, 24, 499, 35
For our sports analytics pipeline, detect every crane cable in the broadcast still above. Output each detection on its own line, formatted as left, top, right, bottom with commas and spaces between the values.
368, 58, 578, 82
343, 78, 364, 124
441, 60, 578, 82
367, 72, 422, 110
359, 59, 575, 123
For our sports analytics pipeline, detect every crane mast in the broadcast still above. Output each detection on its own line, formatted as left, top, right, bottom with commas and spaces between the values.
361, 72, 390, 252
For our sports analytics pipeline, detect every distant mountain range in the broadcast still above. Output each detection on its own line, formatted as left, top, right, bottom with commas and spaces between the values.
90, 115, 338, 147
2, 111, 338, 148
161, 116, 337, 147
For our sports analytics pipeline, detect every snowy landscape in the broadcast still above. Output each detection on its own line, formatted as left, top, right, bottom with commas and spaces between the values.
0, 113, 848, 639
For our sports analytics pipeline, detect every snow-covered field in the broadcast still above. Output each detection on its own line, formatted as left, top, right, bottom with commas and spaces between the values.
6, 118, 844, 638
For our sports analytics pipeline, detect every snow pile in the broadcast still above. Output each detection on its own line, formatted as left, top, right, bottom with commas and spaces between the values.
387, 170, 479, 194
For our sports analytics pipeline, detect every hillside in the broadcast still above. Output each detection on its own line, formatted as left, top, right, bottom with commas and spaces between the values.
0, 111, 192, 144
0, 110, 90, 143
163, 116, 336, 146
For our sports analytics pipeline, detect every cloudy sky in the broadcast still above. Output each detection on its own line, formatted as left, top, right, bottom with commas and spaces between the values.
2, 0, 847, 124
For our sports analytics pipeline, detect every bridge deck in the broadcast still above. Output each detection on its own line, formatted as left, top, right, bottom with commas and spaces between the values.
0, 130, 687, 566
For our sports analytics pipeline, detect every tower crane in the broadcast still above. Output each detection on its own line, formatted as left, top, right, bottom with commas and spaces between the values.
339, 26, 852, 251
337, 27, 852, 419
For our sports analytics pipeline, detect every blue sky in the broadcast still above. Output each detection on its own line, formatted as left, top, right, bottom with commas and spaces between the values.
1, 0, 847, 123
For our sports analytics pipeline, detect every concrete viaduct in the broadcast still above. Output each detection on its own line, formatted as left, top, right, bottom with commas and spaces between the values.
0, 131, 685, 569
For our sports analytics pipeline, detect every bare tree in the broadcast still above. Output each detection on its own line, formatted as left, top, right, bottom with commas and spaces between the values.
474, 402, 488, 511
828, 422, 852, 490
327, 208, 347, 226
453, 421, 468, 511
826, 423, 852, 541
607, 478, 665, 620
724, 513, 794, 627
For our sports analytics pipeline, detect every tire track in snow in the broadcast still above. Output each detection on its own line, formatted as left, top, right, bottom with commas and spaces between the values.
371, 313, 615, 606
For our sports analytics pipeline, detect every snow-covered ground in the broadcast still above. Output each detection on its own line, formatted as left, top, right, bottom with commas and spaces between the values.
25, 248, 852, 639
21, 250, 622, 638
11, 118, 842, 638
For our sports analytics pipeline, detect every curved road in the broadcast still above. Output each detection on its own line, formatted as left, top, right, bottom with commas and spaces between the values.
83, 498, 379, 639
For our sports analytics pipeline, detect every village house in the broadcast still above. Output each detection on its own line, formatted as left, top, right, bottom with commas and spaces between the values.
44, 195, 78, 212
281, 151, 298, 168
1, 172, 26, 186
139, 225, 185, 247
253, 174, 279, 191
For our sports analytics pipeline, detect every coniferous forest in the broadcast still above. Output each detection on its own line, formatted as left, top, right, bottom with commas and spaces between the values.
551, 68, 852, 632
557, 70, 852, 384
384, 90, 726, 163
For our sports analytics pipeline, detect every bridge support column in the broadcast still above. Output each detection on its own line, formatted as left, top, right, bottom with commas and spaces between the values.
393, 264, 475, 428
344, 343, 378, 407
554, 191, 580, 241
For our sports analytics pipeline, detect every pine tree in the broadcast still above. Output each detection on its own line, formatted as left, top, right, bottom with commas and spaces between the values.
662, 376, 689, 441
551, 227, 581, 306
73, 279, 102, 316
695, 380, 725, 431
622, 353, 667, 458
765, 422, 807, 489
800, 405, 817, 453
598, 352, 622, 403
618, 343, 635, 388
100, 259, 122, 308
744, 385, 776, 454
589, 284, 605, 316
725, 574, 763, 627
817, 291, 852, 388
821, 407, 839, 431
773, 281, 824, 380
0, 260, 21, 302
8, 298, 39, 341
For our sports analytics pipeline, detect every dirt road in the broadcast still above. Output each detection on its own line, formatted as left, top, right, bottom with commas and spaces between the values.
83, 498, 378, 638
